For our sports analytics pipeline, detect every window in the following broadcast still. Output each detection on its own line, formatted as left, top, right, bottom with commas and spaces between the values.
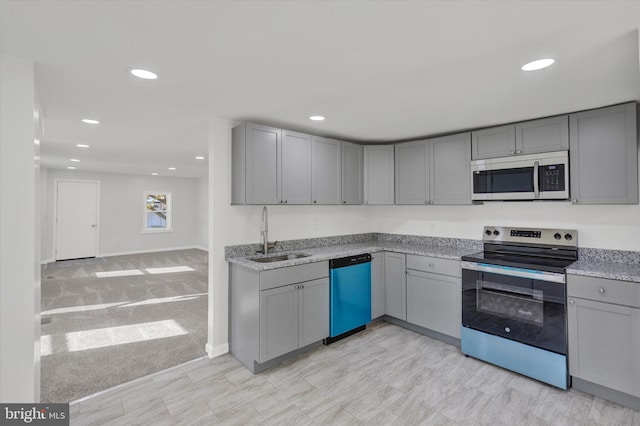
143, 192, 172, 232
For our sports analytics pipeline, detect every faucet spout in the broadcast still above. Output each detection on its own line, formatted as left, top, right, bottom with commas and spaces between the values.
261, 206, 269, 254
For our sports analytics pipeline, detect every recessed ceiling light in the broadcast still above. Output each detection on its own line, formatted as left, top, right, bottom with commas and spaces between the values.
70, 159, 80, 162
76, 144, 90, 148
67, 166, 76, 170
81, 119, 100, 124
130, 68, 158, 80
195, 156, 205, 160
310, 116, 325, 121
168, 167, 176, 170
521, 58, 555, 71
151, 173, 158, 176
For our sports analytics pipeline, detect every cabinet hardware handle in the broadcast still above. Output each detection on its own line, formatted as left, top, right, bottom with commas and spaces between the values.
572, 199, 578, 204
343, 201, 346, 204
569, 299, 574, 304
599, 288, 605, 294
510, 151, 515, 155
428, 263, 435, 267
285, 200, 287, 204
313, 200, 317, 204
516, 150, 522, 154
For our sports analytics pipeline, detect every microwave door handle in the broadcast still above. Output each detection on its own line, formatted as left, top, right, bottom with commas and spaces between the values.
533, 161, 540, 199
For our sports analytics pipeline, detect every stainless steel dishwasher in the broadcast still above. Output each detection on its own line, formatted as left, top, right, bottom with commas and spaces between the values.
324, 253, 372, 344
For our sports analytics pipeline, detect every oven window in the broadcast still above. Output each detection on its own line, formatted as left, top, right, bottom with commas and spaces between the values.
462, 268, 566, 354
473, 167, 534, 193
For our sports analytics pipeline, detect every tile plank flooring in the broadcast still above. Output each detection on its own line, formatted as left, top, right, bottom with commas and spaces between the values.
71, 322, 640, 425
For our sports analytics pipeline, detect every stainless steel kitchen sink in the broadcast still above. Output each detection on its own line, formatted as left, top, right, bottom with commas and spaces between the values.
249, 253, 310, 263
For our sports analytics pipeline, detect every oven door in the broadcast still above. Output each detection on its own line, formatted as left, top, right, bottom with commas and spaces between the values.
461, 261, 567, 355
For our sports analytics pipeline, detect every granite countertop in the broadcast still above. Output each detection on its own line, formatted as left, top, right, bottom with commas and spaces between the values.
226, 241, 476, 271
567, 260, 640, 283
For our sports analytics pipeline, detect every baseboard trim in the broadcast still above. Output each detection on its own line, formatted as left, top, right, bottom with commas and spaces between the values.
206, 342, 228, 358
194, 245, 209, 252
99, 245, 206, 258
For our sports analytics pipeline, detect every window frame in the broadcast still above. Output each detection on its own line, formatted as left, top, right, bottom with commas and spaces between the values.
142, 191, 173, 233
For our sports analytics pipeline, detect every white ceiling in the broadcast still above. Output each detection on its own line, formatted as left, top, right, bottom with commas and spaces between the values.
1, 1, 639, 178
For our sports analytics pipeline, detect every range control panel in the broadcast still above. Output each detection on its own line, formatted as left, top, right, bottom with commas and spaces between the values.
483, 226, 577, 247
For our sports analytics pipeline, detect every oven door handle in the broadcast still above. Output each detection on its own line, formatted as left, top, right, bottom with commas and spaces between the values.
534, 161, 540, 199
461, 261, 565, 284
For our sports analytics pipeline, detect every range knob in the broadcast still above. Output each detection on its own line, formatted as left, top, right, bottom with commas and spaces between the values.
485, 229, 492, 236
493, 230, 500, 236
554, 233, 562, 240
564, 233, 573, 241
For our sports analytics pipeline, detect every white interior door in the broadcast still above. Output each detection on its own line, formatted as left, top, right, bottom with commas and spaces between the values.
55, 180, 99, 260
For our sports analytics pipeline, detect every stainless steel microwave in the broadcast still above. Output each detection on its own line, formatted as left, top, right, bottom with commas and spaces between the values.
471, 151, 569, 201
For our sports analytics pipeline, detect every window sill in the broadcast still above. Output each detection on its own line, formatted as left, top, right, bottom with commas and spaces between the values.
142, 228, 174, 234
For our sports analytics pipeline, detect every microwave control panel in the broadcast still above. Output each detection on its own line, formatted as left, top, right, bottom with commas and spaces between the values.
540, 164, 565, 191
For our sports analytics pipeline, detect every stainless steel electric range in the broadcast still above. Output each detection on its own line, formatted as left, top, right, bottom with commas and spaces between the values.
460, 226, 578, 389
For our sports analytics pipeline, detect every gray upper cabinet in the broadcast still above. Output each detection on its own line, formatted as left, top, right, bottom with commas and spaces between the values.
395, 140, 429, 204
341, 142, 363, 205
232, 123, 281, 205
472, 116, 569, 160
569, 103, 638, 205
384, 252, 406, 321
363, 145, 394, 205
471, 124, 515, 160
312, 136, 342, 204
430, 132, 472, 205
515, 115, 569, 154
281, 130, 312, 204
567, 274, 640, 397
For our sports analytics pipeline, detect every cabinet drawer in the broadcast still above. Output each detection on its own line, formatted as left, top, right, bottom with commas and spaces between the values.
260, 261, 329, 291
567, 275, 640, 308
406, 254, 460, 277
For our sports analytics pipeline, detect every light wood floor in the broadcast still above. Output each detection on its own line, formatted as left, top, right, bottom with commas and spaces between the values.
70, 322, 639, 425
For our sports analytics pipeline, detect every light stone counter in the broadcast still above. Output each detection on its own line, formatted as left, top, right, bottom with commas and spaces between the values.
567, 260, 640, 283
226, 241, 477, 271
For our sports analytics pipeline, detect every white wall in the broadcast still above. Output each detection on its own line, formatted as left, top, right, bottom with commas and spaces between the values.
196, 176, 209, 250
0, 54, 40, 402
42, 169, 203, 261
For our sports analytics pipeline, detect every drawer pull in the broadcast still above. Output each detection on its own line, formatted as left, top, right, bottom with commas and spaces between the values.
599, 287, 605, 294
428, 263, 435, 267
569, 299, 574, 304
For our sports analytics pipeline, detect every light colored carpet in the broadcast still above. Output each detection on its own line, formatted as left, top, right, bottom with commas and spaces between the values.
40, 249, 208, 403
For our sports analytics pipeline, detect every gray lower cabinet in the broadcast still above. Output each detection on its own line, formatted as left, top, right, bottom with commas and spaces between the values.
569, 102, 638, 204
312, 136, 342, 204
405, 255, 461, 338
364, 145, 394, 205
371, 252, 385, 319
567, 274, 640, 397
384, 252, 406, 320
230, 261, 329, 372
260, 277, 329, 361
341, 142, 363, 204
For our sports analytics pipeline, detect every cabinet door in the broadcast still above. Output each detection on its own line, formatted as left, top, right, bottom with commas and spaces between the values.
395, 140, 429, 204
260, 284, 298, 362
312, 136, 342, 204
281, 130, 312, 204
384, 252, 406, 320
341, 142, 363, 205
406, 270, 461, 338
246, 123, 281, 205
471, 124, 515, 160
515, 115, 569, 155
371, 252, 386, 319
430, 132, 471, 205
298, 278, 329, 347
364, 145, 394, 205
569, 103, 638, 204
568, 297, 640, 396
